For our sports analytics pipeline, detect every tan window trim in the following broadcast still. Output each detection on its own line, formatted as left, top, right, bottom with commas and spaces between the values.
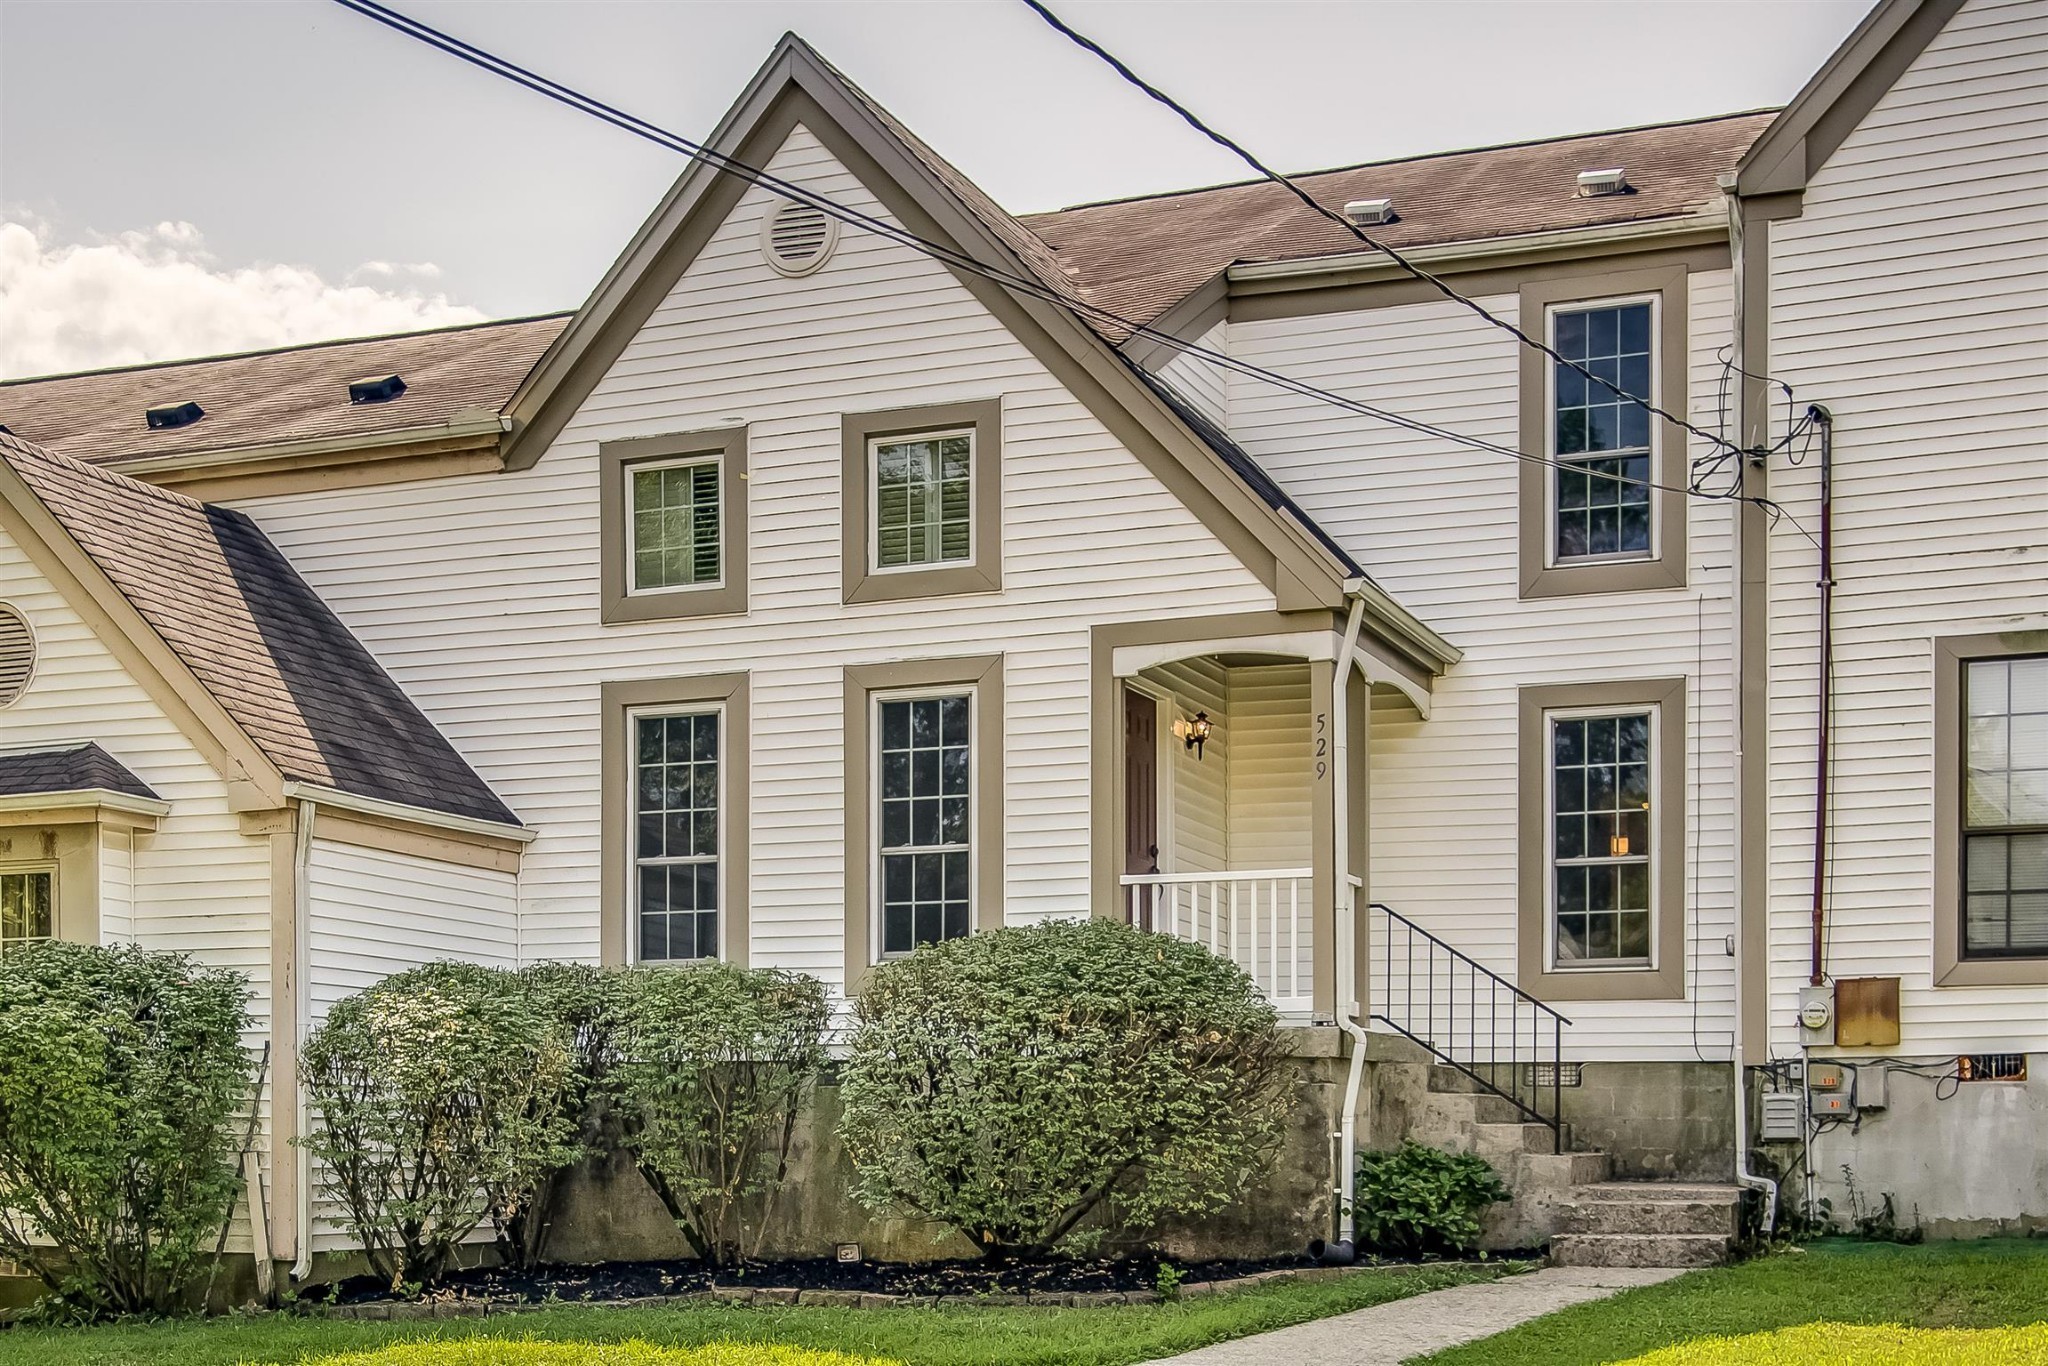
841, 400, 1003, 604
0, 822, 116, 949
1519, 263, 1689, 600
599, 427, 748, 624
599, 673, 751, 967
1934, 630, 2048, 987
1518, 677, 1687, 1002
843, 655, 1004, 994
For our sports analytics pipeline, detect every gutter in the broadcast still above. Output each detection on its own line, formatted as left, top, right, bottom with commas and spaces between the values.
98, 411, 511, 481
1229, 208, 1729, 291
0, 788, 171, 819
279, 781, 537, 845
290, 796, 317, 1282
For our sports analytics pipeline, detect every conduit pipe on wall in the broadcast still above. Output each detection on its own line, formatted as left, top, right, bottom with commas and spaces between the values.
1311, 593, 1369, 1264
291, 798, 316, 1282
1806, 406, 1836, 986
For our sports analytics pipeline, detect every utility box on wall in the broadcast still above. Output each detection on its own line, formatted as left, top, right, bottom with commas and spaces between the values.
1835, 977, 1902, 1047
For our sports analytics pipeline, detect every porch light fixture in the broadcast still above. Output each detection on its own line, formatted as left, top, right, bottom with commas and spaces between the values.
1172, 711, 1213, 759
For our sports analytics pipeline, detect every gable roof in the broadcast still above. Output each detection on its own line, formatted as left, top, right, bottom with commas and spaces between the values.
1023, 111, 1777, 338
500, 33, 1436, 640
0, 742, 159, 801
0, 314, 566, 469
0, 431, 521, 827
1738, 0, 1966, 196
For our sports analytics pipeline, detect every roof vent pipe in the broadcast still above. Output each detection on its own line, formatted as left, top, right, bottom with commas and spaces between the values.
348, 374, 407, 404
1576, 168, 1631, 197
1343, 197, 1396, 226
144, 400, 205, 430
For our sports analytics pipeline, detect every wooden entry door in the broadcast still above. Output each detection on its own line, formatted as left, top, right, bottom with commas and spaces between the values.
1123, 685, 1160, 893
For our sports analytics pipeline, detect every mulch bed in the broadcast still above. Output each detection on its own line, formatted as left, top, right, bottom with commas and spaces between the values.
311, 1252, 1387, 1319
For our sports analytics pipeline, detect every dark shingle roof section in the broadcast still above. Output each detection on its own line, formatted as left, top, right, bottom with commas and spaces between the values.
1020, 111, 1776, 337
0, 743, 159, 801
0, 432, 520, 827
0, 314, 568, 467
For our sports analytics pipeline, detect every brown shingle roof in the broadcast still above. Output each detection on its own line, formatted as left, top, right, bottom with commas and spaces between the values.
0, 431, 519, 826
0, 742, 159, 801
0, 314, 568, 467
1019, 111, 1776, 336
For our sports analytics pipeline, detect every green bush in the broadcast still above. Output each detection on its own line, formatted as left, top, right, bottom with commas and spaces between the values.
837, 918, 1289, 1260
1351, 1141, 1508, 1256
0, 942, 252, 1316
494, 963, 623, 1269
609, 963, 830, 1266
293, 1343, 903, 1366
299, 962, 580, 1289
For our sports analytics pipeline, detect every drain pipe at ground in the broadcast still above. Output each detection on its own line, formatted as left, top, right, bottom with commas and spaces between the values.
291, 797, 316, 1283
1311, 593, 1369, 1265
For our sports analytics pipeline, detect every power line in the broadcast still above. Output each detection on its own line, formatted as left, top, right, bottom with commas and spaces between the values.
327, 0, 1803, 531
1019, 0, 1753, 461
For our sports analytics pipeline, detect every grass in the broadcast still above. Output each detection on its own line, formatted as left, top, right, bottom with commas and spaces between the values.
0, 1261, 1514, 1366
1415, 1239, 2048, 1365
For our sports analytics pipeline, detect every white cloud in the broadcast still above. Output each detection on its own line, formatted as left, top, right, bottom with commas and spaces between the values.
0, 220, 488, 379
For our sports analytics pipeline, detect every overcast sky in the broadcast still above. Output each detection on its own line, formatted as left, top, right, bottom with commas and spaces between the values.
0, 0, 1871, 378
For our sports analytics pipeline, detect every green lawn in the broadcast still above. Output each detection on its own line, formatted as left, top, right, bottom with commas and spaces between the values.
0, 1261, 1513, 1366
1415, 1239, 2048, 1365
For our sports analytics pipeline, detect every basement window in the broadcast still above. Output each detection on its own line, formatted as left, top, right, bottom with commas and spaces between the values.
1957, 1053, 2028, 1082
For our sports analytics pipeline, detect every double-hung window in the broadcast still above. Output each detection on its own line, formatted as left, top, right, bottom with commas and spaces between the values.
1549, 709, 1654, 966
0, 868, 53, 957
1550, 301, 1655, 565
872, 431, 972, 571
1962, 654, 2048, 958
632, 709, 722, 962
630, 458, 721, 592
876, 692, 972, 955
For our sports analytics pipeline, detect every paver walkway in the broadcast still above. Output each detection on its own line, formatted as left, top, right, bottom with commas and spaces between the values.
1144, 1265, 1685, 1365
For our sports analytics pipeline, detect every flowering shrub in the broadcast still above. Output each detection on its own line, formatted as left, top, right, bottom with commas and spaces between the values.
608, 964, 830, 1266
837, 918, 1288, 1259
299, 962, 580, 1288
0, 942, 252, 1316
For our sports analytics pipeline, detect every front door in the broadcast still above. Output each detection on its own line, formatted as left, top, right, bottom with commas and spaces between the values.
1123, 686, 1160, 900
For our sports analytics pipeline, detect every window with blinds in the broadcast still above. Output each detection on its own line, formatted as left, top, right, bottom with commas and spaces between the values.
629, 458, 722, 592
872, 431, 972, 571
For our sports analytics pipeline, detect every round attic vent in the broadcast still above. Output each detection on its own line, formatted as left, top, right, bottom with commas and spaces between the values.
0, 605, 35, 709
761, 202, 838, 277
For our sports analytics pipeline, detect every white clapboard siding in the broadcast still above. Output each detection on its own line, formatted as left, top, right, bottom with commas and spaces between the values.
1155, 322, 1232, 430
1225, 270, 1740, 1062
1142, 658, 1231, 875
235, 125, 1278, 990
1764, 0, 2048, 1056
0, 530, 276, 1251
1228, 663, 1315, 872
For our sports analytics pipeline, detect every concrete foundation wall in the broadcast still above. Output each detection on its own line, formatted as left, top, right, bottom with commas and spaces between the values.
1770, 1055, 2048, 1241
1560, 1063, 1734, 1182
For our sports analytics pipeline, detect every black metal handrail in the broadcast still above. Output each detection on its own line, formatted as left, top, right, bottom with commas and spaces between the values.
1367, 901, 1573, 1152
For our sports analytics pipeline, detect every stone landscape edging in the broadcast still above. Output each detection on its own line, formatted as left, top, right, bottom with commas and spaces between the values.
315, 1263, 1390, 1321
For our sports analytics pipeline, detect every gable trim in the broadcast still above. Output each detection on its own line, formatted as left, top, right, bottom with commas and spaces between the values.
500, 42, 1352, 612
0, 460, 283, 810
1737, 0, 1968, 197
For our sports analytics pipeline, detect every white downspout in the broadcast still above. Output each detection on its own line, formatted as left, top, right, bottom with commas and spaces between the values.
1330, 594, 1369, 1252
291, 798, 316, 1281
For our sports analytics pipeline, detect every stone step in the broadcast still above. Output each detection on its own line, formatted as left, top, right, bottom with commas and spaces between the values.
1569, 1182, 1744, 1203
1473, 1121, 1559, 1157
1422, 1089, 1528, 1127
1549, 1232, 1733, 1269
1518, 1151, 1613, 1186
1563, 1197, 1739, 1237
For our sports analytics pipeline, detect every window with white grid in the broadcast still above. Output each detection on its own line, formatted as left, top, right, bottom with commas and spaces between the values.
1549, 709, 1654, 965
872, 431, 972, 570
1550, 300, 1654, 564
633, 710, 721, 961
876, 692, 971, 955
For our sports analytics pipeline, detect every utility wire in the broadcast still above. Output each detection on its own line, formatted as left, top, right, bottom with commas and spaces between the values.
328, 0, 1805, 529
1020, 0, 1755, 461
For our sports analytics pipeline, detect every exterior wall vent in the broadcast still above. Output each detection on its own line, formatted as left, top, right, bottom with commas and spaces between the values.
1344, 197, 1396, 227
145, 400, 205, 430
761, 202, 838, 277
1957, 1053, 2027, 1082
0, 605, 35, 709
1576, 168, 1631, 197
348, 374, 407, 404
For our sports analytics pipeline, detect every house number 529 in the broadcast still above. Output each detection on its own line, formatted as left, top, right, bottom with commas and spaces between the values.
1314, 712, 1328, 780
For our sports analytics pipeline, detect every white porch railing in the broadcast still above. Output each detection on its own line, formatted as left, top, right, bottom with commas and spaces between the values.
1121, 869, 1315, 1018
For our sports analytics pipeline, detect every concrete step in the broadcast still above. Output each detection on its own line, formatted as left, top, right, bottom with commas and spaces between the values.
1518, 1151, 1613, 1186
1549, 1232, 1733, 1268
1473, 1121, 1559, 1158
1563, 1197, 1739, 1237
1570, 1182, 1744, 1203
1421, 1089, 1528, 1127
